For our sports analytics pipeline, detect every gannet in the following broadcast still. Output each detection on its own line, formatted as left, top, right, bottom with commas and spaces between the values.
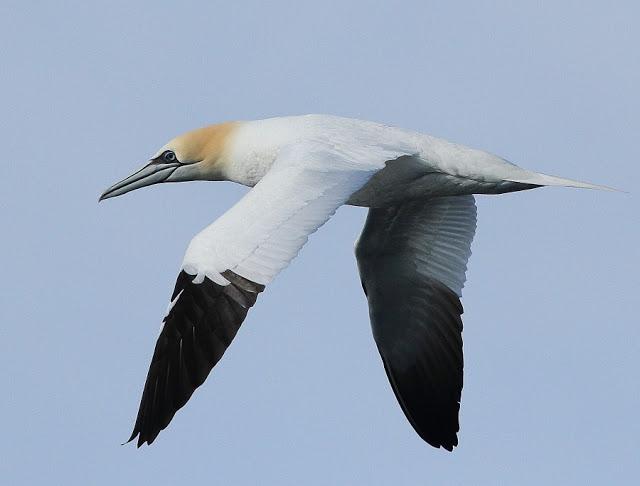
100, 114, 610, 450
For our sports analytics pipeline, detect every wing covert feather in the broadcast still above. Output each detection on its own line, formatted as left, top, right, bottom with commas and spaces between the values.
129, 141, 402, 445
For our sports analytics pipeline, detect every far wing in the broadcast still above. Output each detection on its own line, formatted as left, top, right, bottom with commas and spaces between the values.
129, 142, 406, 446
355, 195, 476, 450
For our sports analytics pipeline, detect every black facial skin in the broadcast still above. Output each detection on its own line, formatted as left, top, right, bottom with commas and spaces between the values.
153, 150, 179, 164
152, 150, 202, 167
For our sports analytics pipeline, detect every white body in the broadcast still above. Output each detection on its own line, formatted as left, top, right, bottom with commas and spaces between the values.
110, 115, 609, 449
221, 115, 602, 206
183, 114, 605, 286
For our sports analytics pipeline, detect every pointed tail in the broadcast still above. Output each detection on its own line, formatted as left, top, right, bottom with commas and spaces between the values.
503, 171, 620, 192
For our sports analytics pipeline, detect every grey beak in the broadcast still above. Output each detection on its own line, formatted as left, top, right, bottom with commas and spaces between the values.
99, 161, 180, 201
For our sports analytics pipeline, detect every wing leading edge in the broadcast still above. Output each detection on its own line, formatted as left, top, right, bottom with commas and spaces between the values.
128, 141, 405, 446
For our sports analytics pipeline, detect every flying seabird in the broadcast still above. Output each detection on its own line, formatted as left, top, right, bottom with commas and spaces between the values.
100, 114, 610, 450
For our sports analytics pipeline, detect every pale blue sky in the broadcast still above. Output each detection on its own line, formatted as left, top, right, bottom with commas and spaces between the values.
2, 1, 638, 485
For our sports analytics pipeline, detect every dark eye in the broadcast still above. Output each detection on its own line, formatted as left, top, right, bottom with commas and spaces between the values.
163, 150, 177, 162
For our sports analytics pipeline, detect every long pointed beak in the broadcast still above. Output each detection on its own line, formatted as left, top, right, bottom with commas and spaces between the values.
99, 161, 180, 201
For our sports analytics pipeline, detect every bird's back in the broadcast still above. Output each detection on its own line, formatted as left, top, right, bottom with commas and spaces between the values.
225, 115, 608, 199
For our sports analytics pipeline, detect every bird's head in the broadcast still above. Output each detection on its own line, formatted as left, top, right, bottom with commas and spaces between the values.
99, 122, 238, 200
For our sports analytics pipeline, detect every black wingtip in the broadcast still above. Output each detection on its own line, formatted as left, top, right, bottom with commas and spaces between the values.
418, 411, 460, 452
377, 311, 463, 453
124, 429, 140, 447
432, 434, 458, 452
413, 417, 459, 452
124, 426, 159, 448
125, 270, 265, 450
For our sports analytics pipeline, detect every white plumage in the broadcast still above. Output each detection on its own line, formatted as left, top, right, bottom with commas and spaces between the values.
100, 114, 609, 450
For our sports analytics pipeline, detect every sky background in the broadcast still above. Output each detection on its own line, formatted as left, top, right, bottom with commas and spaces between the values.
1, 1, 638, 484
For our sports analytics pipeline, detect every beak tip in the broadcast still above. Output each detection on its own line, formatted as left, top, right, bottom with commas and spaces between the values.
99, 161, 178, 203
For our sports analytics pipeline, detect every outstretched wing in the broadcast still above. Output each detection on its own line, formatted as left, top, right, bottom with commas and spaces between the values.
355, 195, 476, 451
129, 142, 408, 446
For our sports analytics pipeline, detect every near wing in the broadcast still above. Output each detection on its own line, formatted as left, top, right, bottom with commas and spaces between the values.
355, 195, 477, 450
128, 142, 403, 446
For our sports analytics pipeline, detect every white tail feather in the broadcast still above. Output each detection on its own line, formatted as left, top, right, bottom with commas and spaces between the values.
505, 172, 619, 192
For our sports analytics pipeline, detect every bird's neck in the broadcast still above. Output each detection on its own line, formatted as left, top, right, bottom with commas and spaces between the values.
219, 119, 296, 187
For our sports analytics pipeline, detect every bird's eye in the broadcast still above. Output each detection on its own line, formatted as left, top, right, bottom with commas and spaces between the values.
163, 151, 177, 162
